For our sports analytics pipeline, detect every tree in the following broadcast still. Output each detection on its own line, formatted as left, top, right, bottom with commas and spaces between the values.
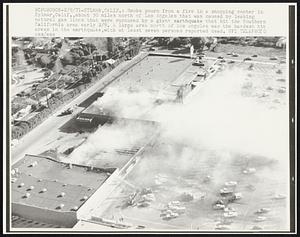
168, 38, 182, 49
190, 37, 205, 52
155, 37, 171, 46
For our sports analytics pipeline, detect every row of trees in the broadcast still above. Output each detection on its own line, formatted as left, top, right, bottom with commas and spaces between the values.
61, 43, 97, 66
152, 37, 286, 51
153, 37, 218, 52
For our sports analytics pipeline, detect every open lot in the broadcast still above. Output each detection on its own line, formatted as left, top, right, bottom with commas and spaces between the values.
97, 144, 288, 231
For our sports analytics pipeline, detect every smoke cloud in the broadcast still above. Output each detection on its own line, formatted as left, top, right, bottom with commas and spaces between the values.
150, 68, 289, 162
69, 66, 289, 186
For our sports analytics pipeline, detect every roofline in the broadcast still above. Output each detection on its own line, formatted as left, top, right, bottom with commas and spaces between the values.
17, 154, 116, 174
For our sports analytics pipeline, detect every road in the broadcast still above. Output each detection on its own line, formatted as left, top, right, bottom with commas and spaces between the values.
10, 55, 144, 164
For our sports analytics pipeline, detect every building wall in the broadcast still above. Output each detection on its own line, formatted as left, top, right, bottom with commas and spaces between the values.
12, 202, 77, 227
76, 168, 120, 219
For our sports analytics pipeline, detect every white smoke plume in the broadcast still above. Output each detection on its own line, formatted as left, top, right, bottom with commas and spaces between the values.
69, 66, 289, 183
67, 119, 155, 166
150, 68, 289, 162
87, 87, 156, 119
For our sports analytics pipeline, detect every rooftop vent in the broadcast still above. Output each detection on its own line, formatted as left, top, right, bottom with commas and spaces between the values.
11, 170, 16, 175
41, 188, 47, 193
62, 184, 67, 187
23, 193, 30, 198
71, 206, 79, 211
28, 186, 34, 190
29, 161, 38, 167
59, 192, 66, 197
81, 196, 88, 201
18, 183, 25, 188
38, 179, 43, 182
57, 203, 65, 209
11, 178, 17, 183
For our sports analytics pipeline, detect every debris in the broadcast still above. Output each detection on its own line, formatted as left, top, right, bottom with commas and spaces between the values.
167, 205, 186, 214
220, 188, 234, 196
233, 192, 243, 200
255, 208, 271, 214
137, 201, 151, 208
141, 188, 153, 195
224, 207, 236, 212
169, 201, 181, 206
154, 174, 168, 185
203, 175, 211, 183
162, 211, 179, 220
224, 211, 238, 218
260, 91, 270, 97
224, 181, 237, 187
179, 192, 194, 202
254, 216, 267, 222
161, 201, 186, 220
242, 81, 253, 89
136, 225, 145, 229
273, 194, 286, 200
127, 191, 138, 206
243, 167, 256, 174
215, 225, 230, 230
199, 193, 206, 200
141, 193, 156, 202
218, 219, 233, 225
213, 200, 224, 205
161, 209, 180, 220
278, 87, 286, 93
246, 184, 256, 191
213, 204, 225, 210
227, 193, 243, 203
252, 226, 263, 230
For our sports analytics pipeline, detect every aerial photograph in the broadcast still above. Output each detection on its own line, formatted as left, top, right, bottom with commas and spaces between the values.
10, 36, 289, 231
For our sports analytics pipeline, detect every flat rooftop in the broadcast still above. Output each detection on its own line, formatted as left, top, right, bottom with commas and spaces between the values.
12, 155, 112, 212
83, 55, 193, 118
110, 55, 192, 92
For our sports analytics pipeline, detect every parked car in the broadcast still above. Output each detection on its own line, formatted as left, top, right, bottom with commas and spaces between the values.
58, 108, 73, 116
